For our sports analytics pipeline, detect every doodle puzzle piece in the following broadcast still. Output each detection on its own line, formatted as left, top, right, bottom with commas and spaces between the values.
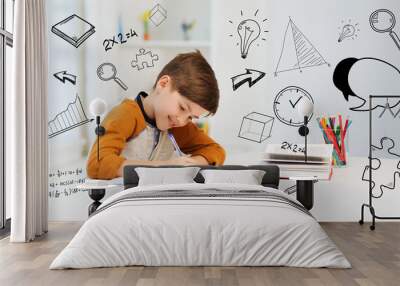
131, 48, 159, 71
362, 157, 381, 197
362, 137, 400, 198
365, 160, 400, 198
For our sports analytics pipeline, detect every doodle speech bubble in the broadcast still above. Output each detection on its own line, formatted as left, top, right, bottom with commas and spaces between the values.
333, 57, 400, 111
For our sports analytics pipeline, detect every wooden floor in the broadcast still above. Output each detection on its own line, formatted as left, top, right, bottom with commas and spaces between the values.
0, 222, 399, 286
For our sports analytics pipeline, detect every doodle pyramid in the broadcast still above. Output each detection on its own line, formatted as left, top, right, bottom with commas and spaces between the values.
275, 18, 329, 76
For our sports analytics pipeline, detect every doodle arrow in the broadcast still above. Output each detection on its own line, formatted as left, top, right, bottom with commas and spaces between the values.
231, 69, 266, 91
53, 70, 77, 85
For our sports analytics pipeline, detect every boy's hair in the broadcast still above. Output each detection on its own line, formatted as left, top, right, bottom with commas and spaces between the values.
154, 50, 219, 115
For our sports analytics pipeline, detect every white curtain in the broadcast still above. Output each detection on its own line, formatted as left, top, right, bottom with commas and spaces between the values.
7, 0, 48, 242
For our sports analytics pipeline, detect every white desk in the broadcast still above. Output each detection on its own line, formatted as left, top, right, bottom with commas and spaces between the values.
225, 151, 333, 210
77, 178, 124, 216
225, 151, 332, 179
78, 152, 331, 213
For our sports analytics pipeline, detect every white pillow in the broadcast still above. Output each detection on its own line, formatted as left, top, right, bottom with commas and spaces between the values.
200, 169, 266, 185
135, 167, 201, 186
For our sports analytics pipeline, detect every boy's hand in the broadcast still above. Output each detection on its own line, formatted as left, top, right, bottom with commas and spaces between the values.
163, 155, 202, 166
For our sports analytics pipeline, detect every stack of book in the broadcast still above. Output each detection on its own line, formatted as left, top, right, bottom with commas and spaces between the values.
263, 144, 333, 180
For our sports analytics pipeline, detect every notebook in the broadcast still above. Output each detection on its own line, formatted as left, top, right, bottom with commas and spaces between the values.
51, 14, 95, 48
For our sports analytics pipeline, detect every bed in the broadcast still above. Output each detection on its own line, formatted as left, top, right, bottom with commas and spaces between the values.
49, 165, 350, 269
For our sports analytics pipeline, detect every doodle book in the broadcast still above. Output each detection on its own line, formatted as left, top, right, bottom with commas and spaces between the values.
51, 14, 95, 48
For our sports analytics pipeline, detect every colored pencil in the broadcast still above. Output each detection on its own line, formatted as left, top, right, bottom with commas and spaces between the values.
316, 115, 351, 165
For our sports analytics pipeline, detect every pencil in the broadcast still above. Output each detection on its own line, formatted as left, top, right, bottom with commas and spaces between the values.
167, 132, 184, 156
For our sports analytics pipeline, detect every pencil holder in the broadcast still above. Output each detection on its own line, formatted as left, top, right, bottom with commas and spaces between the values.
317, 116, 351, 168
321, 128, 349, 167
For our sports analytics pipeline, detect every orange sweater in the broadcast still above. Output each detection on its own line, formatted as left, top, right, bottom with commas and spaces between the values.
87, 99, 226, 179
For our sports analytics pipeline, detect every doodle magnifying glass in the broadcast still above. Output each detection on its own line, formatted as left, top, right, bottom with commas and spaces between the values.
370, 9, 400, 50
97, 62, 128, 91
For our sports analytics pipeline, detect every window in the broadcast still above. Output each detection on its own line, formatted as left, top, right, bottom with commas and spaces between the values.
5, 0, 13, 33
0, 0, 13, 235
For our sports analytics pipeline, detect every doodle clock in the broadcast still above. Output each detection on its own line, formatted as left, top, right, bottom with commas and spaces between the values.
273, 86, 314, 126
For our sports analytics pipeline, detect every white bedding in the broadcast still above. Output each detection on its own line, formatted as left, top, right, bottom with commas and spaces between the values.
50, 183, 351, 269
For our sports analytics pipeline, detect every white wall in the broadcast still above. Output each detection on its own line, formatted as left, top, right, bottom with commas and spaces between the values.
211, 0, 400, 221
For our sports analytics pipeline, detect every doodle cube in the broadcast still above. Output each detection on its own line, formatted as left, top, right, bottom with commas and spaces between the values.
238, 112, 274, 143
149, 4, 167, 26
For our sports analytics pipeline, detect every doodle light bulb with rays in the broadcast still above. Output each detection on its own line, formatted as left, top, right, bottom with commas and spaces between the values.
228, 9, 268, 59
237, 19, 260, 58
337, 19, 359, 42
338, 24, 356, 42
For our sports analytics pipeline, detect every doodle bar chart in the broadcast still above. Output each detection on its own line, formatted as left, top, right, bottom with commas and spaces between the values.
48, 95, 92, 139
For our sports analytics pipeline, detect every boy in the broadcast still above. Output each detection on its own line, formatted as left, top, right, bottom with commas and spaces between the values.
87, 50, 226, 179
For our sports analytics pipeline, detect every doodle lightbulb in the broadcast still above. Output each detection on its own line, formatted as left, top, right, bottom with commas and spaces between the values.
237, 19, 260, 59
338, 24, 355, 42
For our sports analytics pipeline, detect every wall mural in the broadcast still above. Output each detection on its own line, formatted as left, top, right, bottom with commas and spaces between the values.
333, 57, 400, 112
149, 3, 168, 27
131, 48, 160, 70
231, 68, 265, 91
103, 28, 139, 52
228, 9, 268, 59
53, 70, 77, 85
378, 98, 400, 118
47, 1, 400, 223
48, 168, 85, 198
369, 9, 400, 51
238, 112, 274, 143
51, 14, 96, 48
48, 95, 93, 139
273, 86, 314, 127
280, 141, 305, 154
48, 3, 167, 203
97, 62, 129, 91
362, 137, 400, 199
274, 17, 329, 76
338, 19, 360, 43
